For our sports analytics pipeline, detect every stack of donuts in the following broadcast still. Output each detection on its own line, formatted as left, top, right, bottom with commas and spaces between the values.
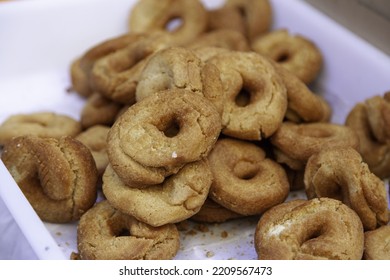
0, 0, 389, 260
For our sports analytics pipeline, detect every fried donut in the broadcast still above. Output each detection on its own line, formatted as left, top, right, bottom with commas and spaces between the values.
304, 147, 389, 230
70, 33, 144, 97
128, 0, 208, 46
252, 29, 323, 84
345, 101, 390, 179
254, 198, 364, 260
1, 135, 98, 223
75, 125, 110, 176
135, 47, 225, 114
225, 0, 272, 41
208, 138, 289, 216
208, 51, 287, 140
90, 32, 173, 104
273, 62, 331, 123
365, 92, 390, 143
80, 92, 123, 129
270, 122, 360, 165
0, 112, 81, 146
102, 159, 212, 227
206, 6, 246, 35
77, 200, 180, 260
107, 89, 221, 186
190, 198, 243, 223
364, 225, 390, 260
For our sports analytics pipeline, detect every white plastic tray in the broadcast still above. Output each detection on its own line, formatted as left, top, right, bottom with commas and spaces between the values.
0, 0, 389, 260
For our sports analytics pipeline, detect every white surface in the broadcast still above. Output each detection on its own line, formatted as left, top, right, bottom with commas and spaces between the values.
0, 0, 389, 260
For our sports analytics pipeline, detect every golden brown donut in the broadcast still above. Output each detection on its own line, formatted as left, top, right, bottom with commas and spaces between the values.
70, 33, 144, 98
252, 29, 323, 84
364, 225, 390, 260
208, 138, 289, 216
77, 200, 180, 260
186, 29, 250, 52
208, 51, 287, 140
0, 112, 82, 146
304, 146, 389, 230
135, 47, 225, 114
107, 89, 221, 187
365, 91, 390, 143
345, 100, 390, 179
128, 0, 208, 46
225, 0, 272, 41
254, 198, 365, 260
75, 125, 110, 176
270, 121, 360, 165
190, 198, 243, 223
102, 159, 212, 227
206, 6, 246, 35
90, 32, 173, 104
1, 135, 98, 223
80, 92, 124, 129
272, 62, 331, 123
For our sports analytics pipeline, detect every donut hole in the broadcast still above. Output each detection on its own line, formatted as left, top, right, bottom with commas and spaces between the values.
165, 17, 183, 32
157, 115, 181, 138
275, 51, 290, 63
235, 88, 252, 107
116, 228, 131, 237
233, 160, 259, 180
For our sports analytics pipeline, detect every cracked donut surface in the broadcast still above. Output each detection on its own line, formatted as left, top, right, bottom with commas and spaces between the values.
254, 198, 364, 260
304, 146, 389, 230
107, 88, 221, 187
1, 135, 98, 223
77, 200, 180, 260
102, 159, 212, 227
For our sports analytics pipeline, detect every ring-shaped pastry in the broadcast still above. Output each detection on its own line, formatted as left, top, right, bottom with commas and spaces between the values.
102, 159, 212, 227
208, 138, 289, 216
77, 200, 180, 260
251, 29, 323, 84
254, 198, 364, 260
304, 146, 389, 230
208, 51, 287, 140
128, 0, 208, 46
1, 135, 98, 223
107, 89, 221, 187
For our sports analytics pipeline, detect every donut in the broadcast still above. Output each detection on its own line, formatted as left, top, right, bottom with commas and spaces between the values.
272, 62, 331, 123
1, 135, 98, 223
77, 200, 180, 260
206, 6, 246, 35
128, 0, 208, 46
251, 29, 323, 84
70, 33, 143, 98
0, 112, 82, 146
304, 146, 389, 230
208, 138, 289, 216
345, 101, 390, 179
363, 225, 390, 260
190, 198, 243, 223
80, 92, 123, 129
225, 0, 272, 41
207, 51, 287, 140
364, 92, 390, 143
107, 89, 221, 187
75, 125, 110, 176
135, 47, 225, 114
102, 159, 212, 227
90, 32, 173, 104
270, 122, 360, 165
254, 198, 364, 260
186, 29, 250, 52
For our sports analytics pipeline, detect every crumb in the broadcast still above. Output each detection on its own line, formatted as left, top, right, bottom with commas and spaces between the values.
66, 86, 74, 93
56, 232, 62, 236
196, 223, 209, 233
186, 229, 197, 236
221, 231, 228, 238
176, 220, 190, 231
206, 251, 215, 258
